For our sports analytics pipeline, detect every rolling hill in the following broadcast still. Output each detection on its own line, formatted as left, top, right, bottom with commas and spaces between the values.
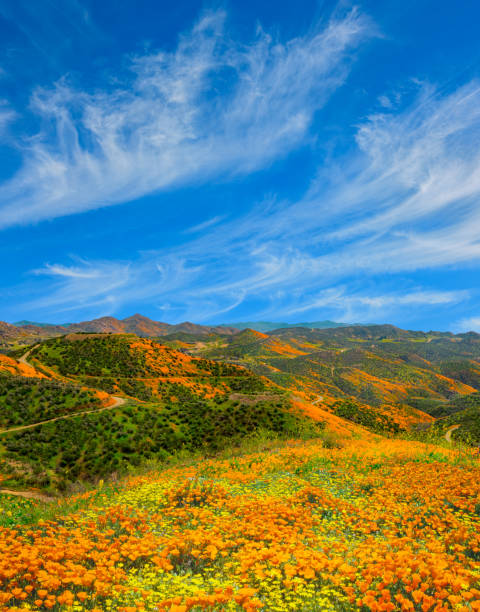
1, 324, 480, 612
2, 322, 480, 493
0, 334, 326, 491
162, 324, 480, 431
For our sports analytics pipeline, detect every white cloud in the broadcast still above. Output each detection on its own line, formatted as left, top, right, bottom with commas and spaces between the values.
282, 288, 468, 320
0, 8, 372, 228
14, 60, 480, 324
22, 244, 471, 325
0, 100, 16, 137
202, 79, 480, 278
184, 215, 225, 234
30, 260, 131, 313
455, 317, 480, 333
377, 94, 392, 108
36, 263, 105, 279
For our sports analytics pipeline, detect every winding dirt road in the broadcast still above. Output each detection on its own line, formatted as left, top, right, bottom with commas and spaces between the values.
445, 424, 461, 443
18, 346, 36, 365
0, 347, 126, 502
2, 345, 127, 435
0, 395, 126, 436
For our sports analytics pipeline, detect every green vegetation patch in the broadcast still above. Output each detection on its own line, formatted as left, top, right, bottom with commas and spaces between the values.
30, 335, 150, 377
0, 375, 102, 429
433, 405, 480, 446
331, 399, 402, 434
408, 392, 480, 418
0, 395, 322, 492
438, 361, 480, 389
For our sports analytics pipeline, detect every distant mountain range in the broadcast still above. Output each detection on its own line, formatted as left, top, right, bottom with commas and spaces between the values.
218, 321, 353, 332
14, 320, 71, 328
0, 314, 239, 349
8, 314, 477, 353
13, 317, 352, 334
1, 315, 355, 350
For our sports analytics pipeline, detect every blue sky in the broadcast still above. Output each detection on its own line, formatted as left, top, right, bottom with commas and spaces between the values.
1, 0, 480, 331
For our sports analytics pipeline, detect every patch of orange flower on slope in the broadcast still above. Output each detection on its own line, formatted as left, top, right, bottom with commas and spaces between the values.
128, 338, 203, 376
1, 437, 480, 610
291, 396, 375, 437
377, 402, 435, 428
257, 337, 309, 357
0, 355, 46, 379
128, 337, 255, 378
341, 367, 474, 405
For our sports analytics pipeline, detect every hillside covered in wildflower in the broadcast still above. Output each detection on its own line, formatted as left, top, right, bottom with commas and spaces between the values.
2, 0, 480, 609
0, 436, 480, 611
163, 325, 480, 441
0, 327, 479, 610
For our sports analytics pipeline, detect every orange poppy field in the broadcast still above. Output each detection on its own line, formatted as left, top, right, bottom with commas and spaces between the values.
1, 436, 479, 611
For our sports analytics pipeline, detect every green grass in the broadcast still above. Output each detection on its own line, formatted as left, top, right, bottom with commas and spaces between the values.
0, 492, 41, 526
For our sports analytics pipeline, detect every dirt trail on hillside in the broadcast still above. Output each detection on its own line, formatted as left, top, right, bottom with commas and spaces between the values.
0, 396, 126, 436
0, 488, 54, 503
2, 347, 127, 434
0, 350, 126, 503
445, 424, 461, 443
18, 346, 37, 365
311, 396, 323, 405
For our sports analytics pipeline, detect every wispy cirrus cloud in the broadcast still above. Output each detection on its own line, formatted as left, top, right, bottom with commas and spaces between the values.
0, 8, 372, 228
29, 253, 468, 324
282, 288, 469, 323
286, 289, 469, 314
31, 260, 132, 313
24, 77, 480, 324
184, 215, 225, 234
0, 100, 16, 137
35, 263, 108, 279
456, 316, 480, 332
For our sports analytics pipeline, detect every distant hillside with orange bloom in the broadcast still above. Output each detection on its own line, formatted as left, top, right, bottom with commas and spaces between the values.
164, 325, 480, 431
